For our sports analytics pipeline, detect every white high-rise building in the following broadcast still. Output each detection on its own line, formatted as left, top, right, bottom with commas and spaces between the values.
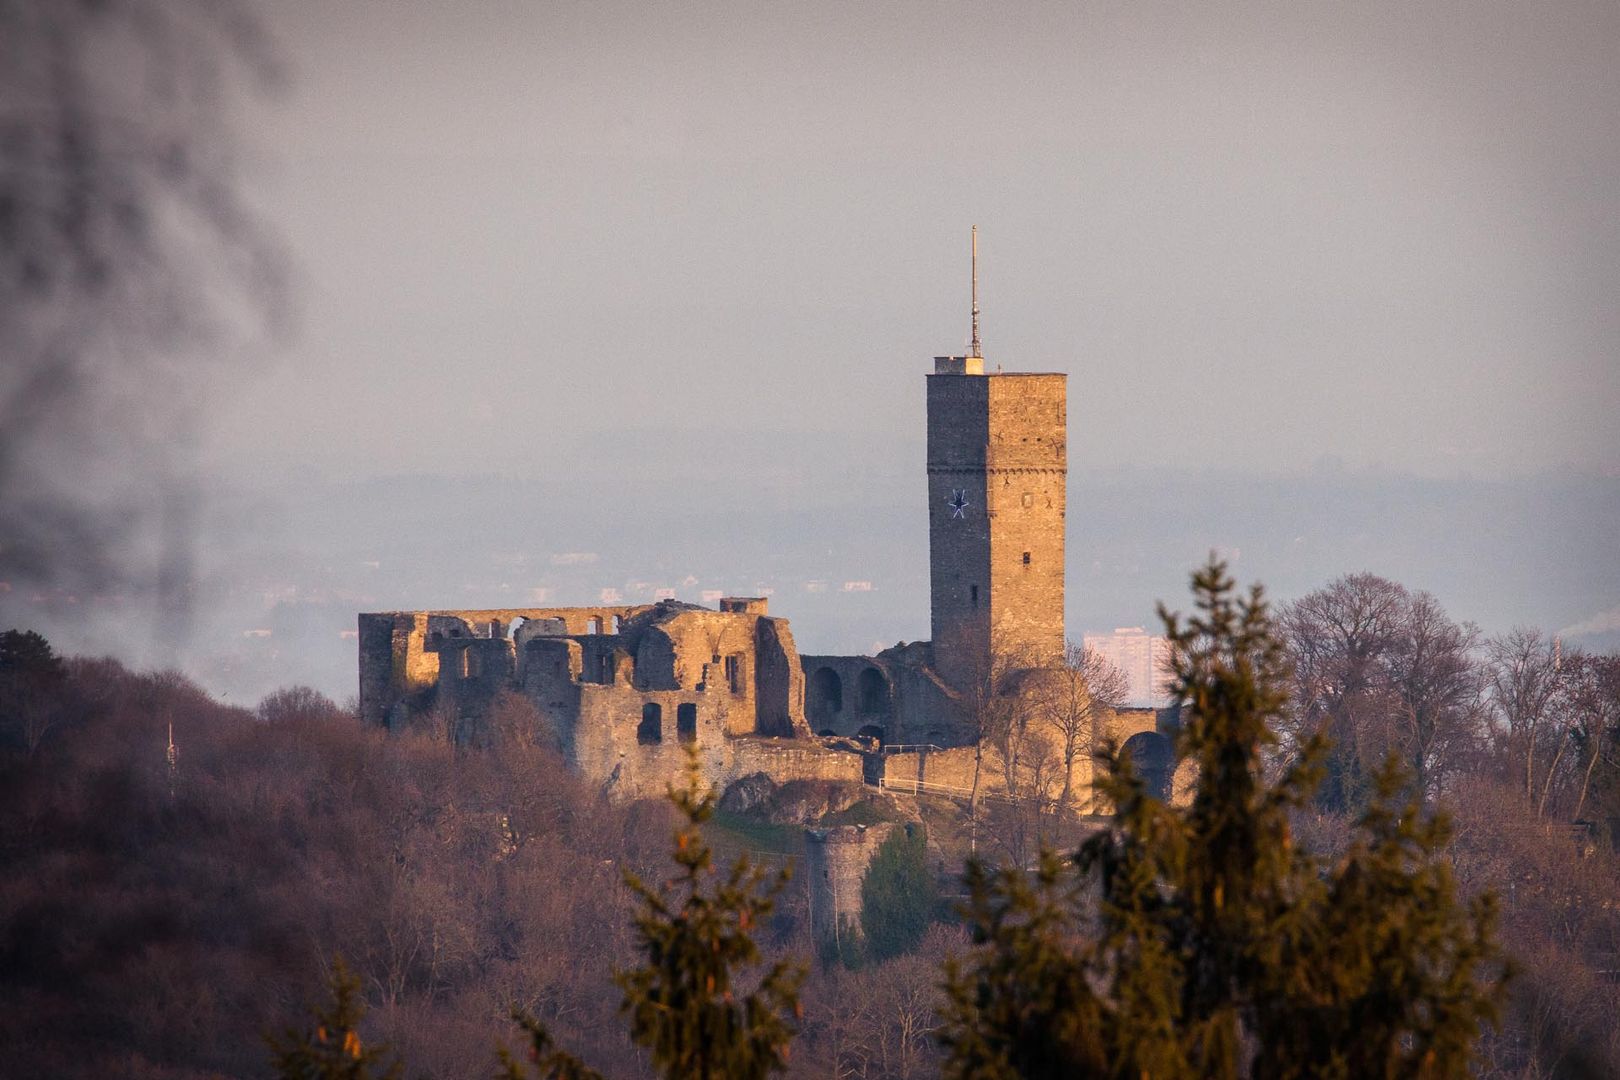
1083, 627, 1173, 708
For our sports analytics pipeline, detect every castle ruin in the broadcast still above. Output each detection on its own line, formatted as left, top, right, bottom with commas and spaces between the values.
357, 239, 1173, 803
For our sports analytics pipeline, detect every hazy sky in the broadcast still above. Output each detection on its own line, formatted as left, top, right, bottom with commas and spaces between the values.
12, 0, 1615, 701
217, 0, 1620, 483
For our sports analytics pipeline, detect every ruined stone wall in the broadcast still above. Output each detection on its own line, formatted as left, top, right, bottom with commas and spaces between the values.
727, 738, 864, 788
754, 617, 808, 737
358, 612, 447, 729
805, 822, 902, 946
800, 654, 898, 738
357, 605, 653, 727
801, 645, 964, 747
436, 636, 517, 740
569, 681, 734, 800
880, 705, 1172, 811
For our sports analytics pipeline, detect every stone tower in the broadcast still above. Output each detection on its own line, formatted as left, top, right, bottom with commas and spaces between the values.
926, 235, 1066, 692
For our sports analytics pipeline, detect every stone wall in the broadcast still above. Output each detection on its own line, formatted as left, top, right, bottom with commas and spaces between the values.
879, 705, 1171, 811
359, 600, 831, 802
727, 737, 864, 788
357, 605, 653, 727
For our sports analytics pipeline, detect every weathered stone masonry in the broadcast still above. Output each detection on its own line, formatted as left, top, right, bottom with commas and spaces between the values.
358, 598, 860, 800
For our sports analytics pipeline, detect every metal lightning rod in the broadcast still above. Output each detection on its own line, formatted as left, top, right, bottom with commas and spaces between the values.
969, 225, 982, 358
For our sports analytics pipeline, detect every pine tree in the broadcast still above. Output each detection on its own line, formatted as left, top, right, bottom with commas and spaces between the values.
940, 557, 1505, 1079
267, 957, 403, 1080
860, 824, 939, 963
507, 748, 804, 1079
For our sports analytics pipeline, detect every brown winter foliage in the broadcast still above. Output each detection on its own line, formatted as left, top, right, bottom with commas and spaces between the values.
0, 573, 1616, 1077
0, 653, 960, 1079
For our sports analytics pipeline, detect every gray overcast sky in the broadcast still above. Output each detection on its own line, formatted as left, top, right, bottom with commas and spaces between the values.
217, 0, 1620, 482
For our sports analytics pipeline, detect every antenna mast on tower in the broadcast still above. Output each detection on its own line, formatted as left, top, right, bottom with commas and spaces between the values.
969, 225, 982, 358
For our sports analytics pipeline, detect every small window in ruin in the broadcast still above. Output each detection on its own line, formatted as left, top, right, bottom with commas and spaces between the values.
589, 616, 604, 635
638, 703, 662, 744
677, 703, 697, 743
459, 650, 471, 678
970, 584, 979, 607
598, 653, 613, 684
1022, 492, 1033, 508
725, 654, 744, 695
1023, 551, 1031, 565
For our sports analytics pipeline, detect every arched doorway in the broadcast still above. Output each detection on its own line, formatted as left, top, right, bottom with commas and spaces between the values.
1120, 731, 1175, 801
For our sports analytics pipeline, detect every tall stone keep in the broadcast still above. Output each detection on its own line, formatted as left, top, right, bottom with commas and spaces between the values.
926, 341, 1066, 689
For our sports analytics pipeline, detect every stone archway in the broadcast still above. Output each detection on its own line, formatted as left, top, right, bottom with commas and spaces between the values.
810, 666, 843, 722
856, 666, 891, 714
1120, 731, 1175, 801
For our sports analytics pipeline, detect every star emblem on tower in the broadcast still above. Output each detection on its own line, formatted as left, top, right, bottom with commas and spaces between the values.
949, 489, 969, 518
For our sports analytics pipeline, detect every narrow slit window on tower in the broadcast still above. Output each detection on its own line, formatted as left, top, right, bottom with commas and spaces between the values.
1023, 551, 1031, 565
725, 654, 743, 695
970, 584, 979, 607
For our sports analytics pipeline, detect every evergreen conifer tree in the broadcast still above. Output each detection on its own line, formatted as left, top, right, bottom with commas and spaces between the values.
860, 824, 939, 963
940, 558, 1505, 1079
267, 957, 402, 1080
506, 749, 804, 1080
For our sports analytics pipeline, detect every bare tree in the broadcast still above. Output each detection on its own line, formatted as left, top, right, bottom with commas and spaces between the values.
1028, 641, 1129, 812
1484, 628, 1564, 812
939, 629, 1036, 822
1282, 574, 1484, 806
1384, 591, 1482, 798
1279, 573, 1406, 806
1564, 653, 1620, 824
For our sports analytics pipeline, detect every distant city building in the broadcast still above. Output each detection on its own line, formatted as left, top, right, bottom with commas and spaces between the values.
1084, 627, 1174, 708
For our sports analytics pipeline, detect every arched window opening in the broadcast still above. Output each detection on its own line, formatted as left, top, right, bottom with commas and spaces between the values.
676, 703, 697, 743
856, 723, 886, 746
811, 667, 843, 715
857, 667, 890, 714
638, 703, 662, 745
589, 616, 604, 635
